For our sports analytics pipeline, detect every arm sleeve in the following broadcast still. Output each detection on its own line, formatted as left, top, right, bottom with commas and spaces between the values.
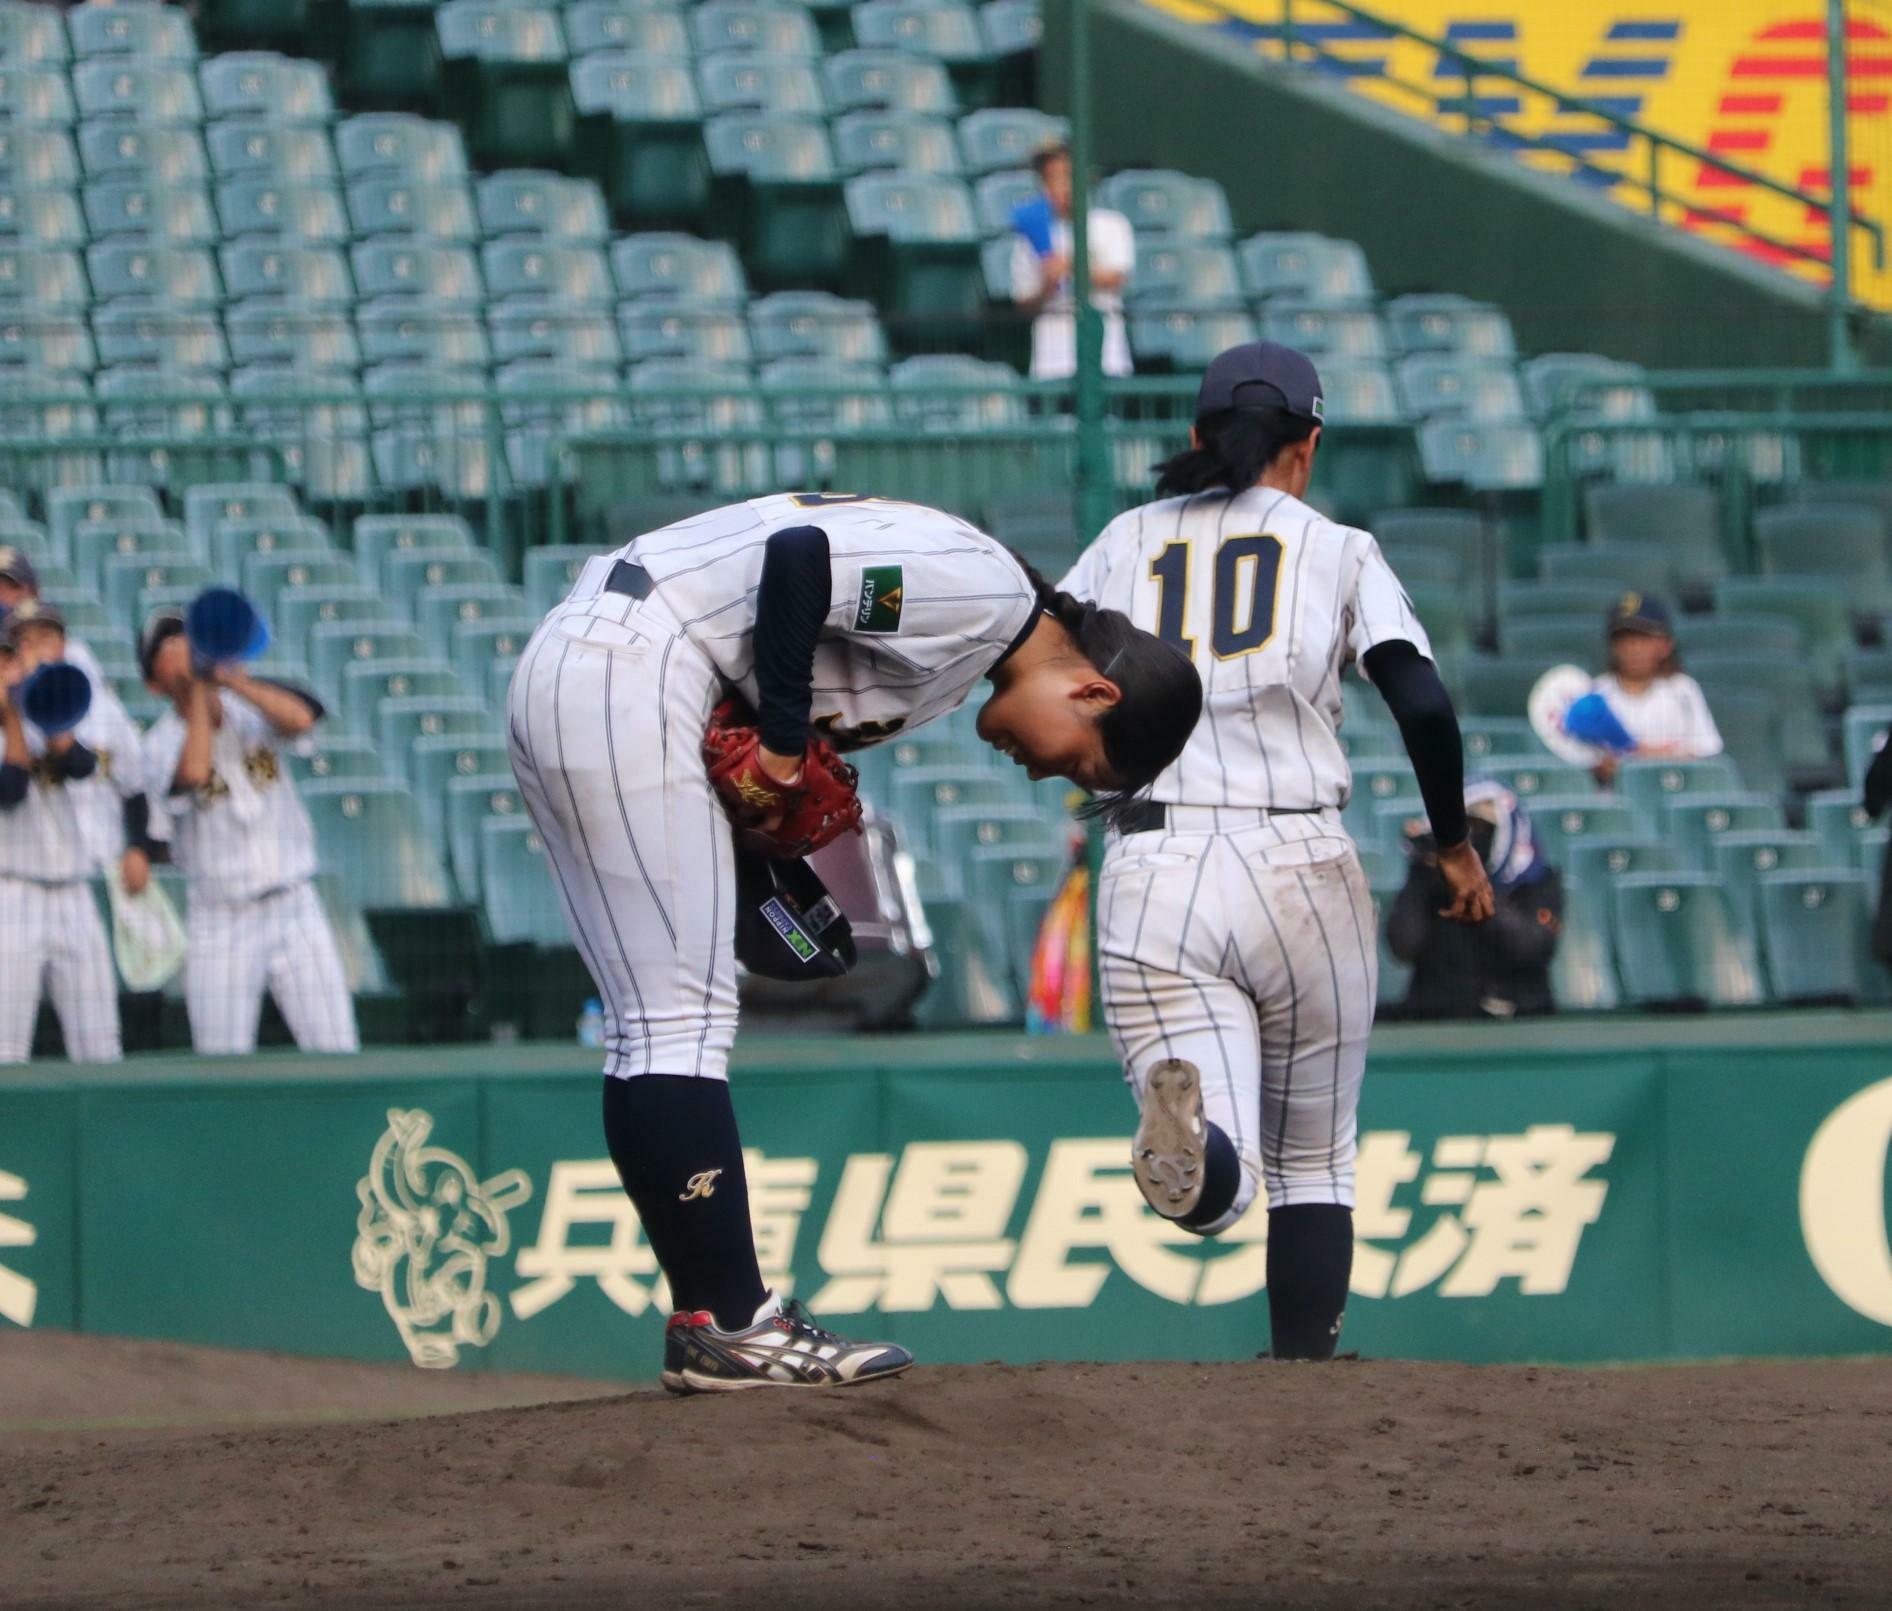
1010, 234, 1044, 303
753, 524, 833, 755
1348, 537, 1434, 664
122, 792, 161, 857
143, 722, 192, 804
58, 741, 98, 782
1363, 640, 1468, 847
0, 764, 27, 809
1677, 677, 1723, 759
1095, 210, 1135, 276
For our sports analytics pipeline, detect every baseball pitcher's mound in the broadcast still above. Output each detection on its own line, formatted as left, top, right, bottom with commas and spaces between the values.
4, 1336, 1889, 1610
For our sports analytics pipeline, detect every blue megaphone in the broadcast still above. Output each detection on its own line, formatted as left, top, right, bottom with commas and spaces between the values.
1010, 195, 1056, 258
19, 661, 91, 737
1562, 692, 1637, 753
185, 586, 271, 669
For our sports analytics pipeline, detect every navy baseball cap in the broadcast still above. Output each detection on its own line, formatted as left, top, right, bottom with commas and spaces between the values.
1607, 591, 1673, 636
0, 546, 37, 590
1196, 340, 1324, 425
4, 598, 64, 645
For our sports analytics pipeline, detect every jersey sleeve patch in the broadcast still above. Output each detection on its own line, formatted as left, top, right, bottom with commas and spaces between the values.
853, 565, 905, 634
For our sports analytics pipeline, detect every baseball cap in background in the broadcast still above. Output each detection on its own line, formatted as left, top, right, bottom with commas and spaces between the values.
1606, 591, 1673, 636
139, 606, 186, 681
1195, 340, 1324, 425
0, 545, 38, 590
4, 597, 65, 644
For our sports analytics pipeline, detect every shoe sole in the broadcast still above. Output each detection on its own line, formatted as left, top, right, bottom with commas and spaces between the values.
1133, 1058, 1207, 1220
670, 1359, 914, 1395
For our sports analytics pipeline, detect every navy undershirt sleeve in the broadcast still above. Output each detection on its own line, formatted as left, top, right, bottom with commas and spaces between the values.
0, 762, 26, 809
752, 524, 833, 756
57, 741, 97, 782
1362, 640, 1468, 848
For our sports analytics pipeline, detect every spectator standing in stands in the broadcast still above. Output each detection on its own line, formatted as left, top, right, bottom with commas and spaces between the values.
1387, 780, 1563, 1020
138, 607, 359, 1057
1009, 140, 1136, 382
1587, 593, 1722, 787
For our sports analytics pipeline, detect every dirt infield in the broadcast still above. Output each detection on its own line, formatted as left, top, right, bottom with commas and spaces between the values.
3, 1334, 1889, 1610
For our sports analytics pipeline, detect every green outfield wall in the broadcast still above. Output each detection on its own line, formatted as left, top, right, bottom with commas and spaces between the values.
3, 1016, 1891, 1378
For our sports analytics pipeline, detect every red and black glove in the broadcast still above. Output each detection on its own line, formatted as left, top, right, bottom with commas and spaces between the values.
703, 697, 864, 859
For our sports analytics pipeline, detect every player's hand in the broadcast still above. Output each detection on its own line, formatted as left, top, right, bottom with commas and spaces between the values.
120, 847, 151, 896
756, 744, 804, 787
1590, 754, 1619, 785
1435, 838, 1495, 924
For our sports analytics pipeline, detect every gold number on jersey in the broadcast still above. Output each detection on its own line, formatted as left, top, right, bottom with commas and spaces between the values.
1148, 533, 1284, 663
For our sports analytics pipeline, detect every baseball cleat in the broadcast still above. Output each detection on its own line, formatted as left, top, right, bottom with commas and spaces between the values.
1132, 1058, 1208, 1220
661, 1297, 914, 1395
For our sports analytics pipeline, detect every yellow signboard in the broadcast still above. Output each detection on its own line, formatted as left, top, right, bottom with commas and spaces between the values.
1141, 0, 1892, 307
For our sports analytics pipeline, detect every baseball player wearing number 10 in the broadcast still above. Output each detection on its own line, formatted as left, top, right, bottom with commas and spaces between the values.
1060, 341, 1495, 1360
509, 493, 1200, 1392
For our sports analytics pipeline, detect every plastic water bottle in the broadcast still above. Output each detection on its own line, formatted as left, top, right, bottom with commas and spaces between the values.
577, 998, 605, 1048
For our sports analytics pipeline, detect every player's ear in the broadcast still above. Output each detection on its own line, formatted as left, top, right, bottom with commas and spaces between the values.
1071, 674, 1121, 713
1189, 424, 1203, 450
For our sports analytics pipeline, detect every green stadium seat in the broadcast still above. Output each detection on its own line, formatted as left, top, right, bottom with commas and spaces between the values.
1416, 420, 1544, 493
437, 3, 576, 167
48, 485, 164, 554
853, 1, 997, 105
879, 765, 1010, 841
1549, 876, 1618, 1012
0, 67, 77, 127
302, 778, 454, 910
1564, 838, 1681, 887
973, 166, 1036, 236
408, 733, 513, 840
1755, 503, 1892, 617
1238, 232, 1373, 302
72, 60, 201, 123
1309, 360, 1405, 429
1712, 578, 1853, 701
218, 242, 348, 306
0, 519, 57, 572
1097, 169, 1231, 240
215, 179, 350, 246
1497, 580, 1630, 630
565, 4, 691, 57
1673, 615, 1800, 667
1481, 758, 1594, 798
1497, 615, 1600, 667
1338, 726, 1402, 763
375, 694, 495, 779
1843, 704, 1892, 792
383, 547, 503, 613
478, 171, 610, 242
569, 52, 709, 225
496, 358, 628, 482
965, 842, 1066, 990
0, 128, 82, 188
446, 773, 522, 901
307, 620, 427, 705
345, 177, 479, 242
1536, 541, 1675, 599
481, 814, 569, 943
833, 110, 960, 177
0, 1, 71, 64
1524, 353, 1652, 421
929, 802, 1057, 882
415, 583, 531, 660
822, 48, 956, 115
1711, 829, 1827, 937
35, 586, 111, 641
704, 112, 846, 284
0, 246, 87, 313
339, 658, 463, 734
1129, 304, 1258, 372
760, 359, 889, 436
200, 52, 333, 123
1610, 871, 1764, 1007
611, 232, 746, 301
1440, 655, 1544, 721
77, 123, 206, 186
1385, 293, 1516, 359
351, 239, 483, 306
207, 123, 337, 185
1613, 756, 1742, 819
1522, 795, 1640, 865
358, 298, 491, 369
1458, 715, 1544, 761
1131, 240, 1242, 306
229, 368, 373, 502
482, 240, 612, 304
363, 364, 501, 501
285, 732, 385, 785
100, 555, 209, 630
888, 352, 1020, 429
1396, 356, 1527, 422
447, 615, 536, 690
618, 297, 754, 363
522, 544, 595, 615
749, 290, 885, 363
0, 310, 94, 373
1807, 786, 1876, 868
341, 1, 447, 109
980, 0, 1040, 69
1682, 687, 1781, 799
1756, 870, 1890, 1005
956, 107, 1064, 176
1257, 300, 1387, 362
244, 551, 361, 617
352, 513, 474, 581
92, 301, 229, 373
0, 190, 85, 252
71, 519, 192, 590
1375, 508, 1498, 574
81, 181, 213, 247
692, 2, 821, 57
698, 51, 825, 115
1660, 792, 1786, 871
273, 584, 387, 657
336, 114, 470, 184
1582, 482, 1726, 602
225, 301, 359, 371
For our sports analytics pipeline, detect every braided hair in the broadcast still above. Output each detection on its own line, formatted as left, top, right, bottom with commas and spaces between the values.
1012, 554, 1203, 829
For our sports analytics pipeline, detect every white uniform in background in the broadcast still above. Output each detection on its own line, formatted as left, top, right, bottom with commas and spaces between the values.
66, 676, 147, 872
0, 712, 122, 1064
143, 691, 359, 1056
1592, 671, 1723, 759
1010, 207, 1137, 381
1061, 486, 1431, 1230
509, 494, 1038, 1082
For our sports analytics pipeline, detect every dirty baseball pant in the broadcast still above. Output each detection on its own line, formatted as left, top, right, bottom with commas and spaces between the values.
1097, 805, 1378, 1235
0, 875, 121, 1064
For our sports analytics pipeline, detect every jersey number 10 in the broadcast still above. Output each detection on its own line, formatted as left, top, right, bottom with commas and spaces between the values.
1149, 534, 1284, 662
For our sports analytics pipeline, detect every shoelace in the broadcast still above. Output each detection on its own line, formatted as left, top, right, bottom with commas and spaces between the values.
779, 1298, 846, 1347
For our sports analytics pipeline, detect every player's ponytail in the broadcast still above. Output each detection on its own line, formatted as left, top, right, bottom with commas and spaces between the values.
1014, 556, 1202, 829
1154, 405, 1317, 496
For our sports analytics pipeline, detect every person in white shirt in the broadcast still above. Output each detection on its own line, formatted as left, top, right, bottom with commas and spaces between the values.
1008, 140, 1136, 382
139, 606, 359, 1057
1587, 593, 1722, 787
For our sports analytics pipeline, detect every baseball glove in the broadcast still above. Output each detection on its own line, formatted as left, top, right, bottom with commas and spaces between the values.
702, 697, 864, 859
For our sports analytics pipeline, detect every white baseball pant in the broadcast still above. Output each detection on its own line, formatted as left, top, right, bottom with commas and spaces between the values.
506, 598, 740, 1082
185, 881, 359, 1055
0, 877, 122, 1064
1098, 805, 1378, 1232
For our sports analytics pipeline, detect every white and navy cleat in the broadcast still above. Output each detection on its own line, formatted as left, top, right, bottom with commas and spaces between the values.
661, 1296, 913, 1395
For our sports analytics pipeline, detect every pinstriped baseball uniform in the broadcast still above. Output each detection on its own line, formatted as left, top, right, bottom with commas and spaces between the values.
1061, 486, 1433, 1227
508, 494, 1037, 1082
144, 693, 359, 1056
0, 709, 122, 1064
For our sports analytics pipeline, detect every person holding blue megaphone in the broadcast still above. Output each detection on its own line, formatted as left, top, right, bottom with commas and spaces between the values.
139, 588, 359, 1058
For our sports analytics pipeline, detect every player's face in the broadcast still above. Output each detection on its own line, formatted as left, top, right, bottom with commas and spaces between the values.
976, 667, 1121, 791
1040, 154, 1073, 217
0, 579, 27, 610
1610, 630, 1669, 681
11, 621, 63, 674
146, 632, 193, 702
